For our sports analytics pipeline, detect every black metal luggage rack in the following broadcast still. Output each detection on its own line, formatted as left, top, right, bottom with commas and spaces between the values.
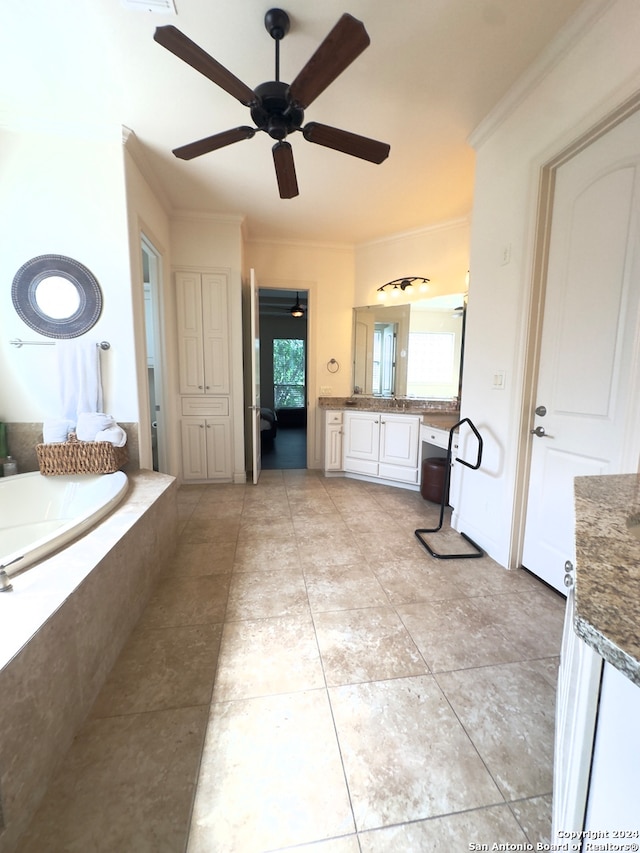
415, 417, 484, 559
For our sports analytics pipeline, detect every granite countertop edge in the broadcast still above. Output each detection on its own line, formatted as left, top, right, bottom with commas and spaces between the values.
574, 473, 640, 687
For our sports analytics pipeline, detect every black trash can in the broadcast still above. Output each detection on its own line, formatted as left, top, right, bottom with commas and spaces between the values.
421, 457, 449, 504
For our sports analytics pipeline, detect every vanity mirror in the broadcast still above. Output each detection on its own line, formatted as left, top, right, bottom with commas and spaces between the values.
352, 293, 465, 400
11, 254, 103, 338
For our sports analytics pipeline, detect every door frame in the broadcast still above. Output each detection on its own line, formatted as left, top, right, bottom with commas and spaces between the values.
256, 281, 314, 468
510, 91, 640, 569
139, 231, 169, 474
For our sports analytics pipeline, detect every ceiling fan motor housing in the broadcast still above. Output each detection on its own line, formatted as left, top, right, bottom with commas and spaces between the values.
250, 81, 304, 140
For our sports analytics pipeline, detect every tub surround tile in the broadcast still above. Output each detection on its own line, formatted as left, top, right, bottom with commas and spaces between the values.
329, 675, 503, 830
0, 471, 177, 853
574, 473, 640, 685
187, 690, 355, 853
16, 706, 208, 853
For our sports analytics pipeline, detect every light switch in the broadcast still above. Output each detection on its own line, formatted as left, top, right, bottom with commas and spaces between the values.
492, 370, 506, 390
320, 386, 332, 395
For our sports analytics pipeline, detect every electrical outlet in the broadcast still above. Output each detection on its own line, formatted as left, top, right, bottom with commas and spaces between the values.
320, 385, 332, 395
501, 244, 511, 266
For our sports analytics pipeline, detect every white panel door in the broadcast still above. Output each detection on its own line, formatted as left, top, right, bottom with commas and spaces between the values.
181, 419, 207, 480
201, 273, 230, 395
205, 419, 232, 480
379, 414, 420, 467
176, 272, 204, 395
522, 110, 640, 591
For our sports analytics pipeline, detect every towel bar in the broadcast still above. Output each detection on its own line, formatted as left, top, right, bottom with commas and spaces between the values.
10, 338, 110, 350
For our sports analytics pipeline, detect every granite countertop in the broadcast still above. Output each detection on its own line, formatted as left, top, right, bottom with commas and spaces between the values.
574, 473, 640, 686
318, 397, 460, 431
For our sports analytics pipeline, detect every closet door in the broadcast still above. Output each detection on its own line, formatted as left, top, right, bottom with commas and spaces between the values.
176, 272, 204, 395
201, 273, 230, 395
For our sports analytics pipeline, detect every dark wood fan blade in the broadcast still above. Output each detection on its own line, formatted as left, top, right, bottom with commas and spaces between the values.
154, 26, 255, 106
272, 142, 299, 199
173, 127, 255, 160
303, 122, 390, 164
288, 13, 370, 109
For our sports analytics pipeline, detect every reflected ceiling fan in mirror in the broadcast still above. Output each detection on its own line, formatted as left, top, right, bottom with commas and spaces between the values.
153, 8, 390, 199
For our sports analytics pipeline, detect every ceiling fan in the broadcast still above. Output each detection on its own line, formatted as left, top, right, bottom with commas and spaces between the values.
153, 8, 390, 199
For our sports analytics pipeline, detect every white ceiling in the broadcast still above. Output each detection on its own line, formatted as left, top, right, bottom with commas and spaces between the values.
4, 0, 586, 244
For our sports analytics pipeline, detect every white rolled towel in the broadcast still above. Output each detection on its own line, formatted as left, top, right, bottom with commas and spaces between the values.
95, 425, 127, 447
43, 418, 75, 444
76, 412, 115, 441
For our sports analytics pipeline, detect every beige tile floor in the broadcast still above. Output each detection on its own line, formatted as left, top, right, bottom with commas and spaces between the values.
17, 470, 565, 853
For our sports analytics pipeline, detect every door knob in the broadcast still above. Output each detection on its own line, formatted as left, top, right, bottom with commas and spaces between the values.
535, 405, 547, 416
530, 426, 547, 437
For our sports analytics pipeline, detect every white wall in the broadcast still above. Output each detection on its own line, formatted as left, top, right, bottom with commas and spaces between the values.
457, 0, 640, 567
123, 134, 177, 474
354, 218, 471, 307
0, 126, 137, 426
245, 240, 355, 467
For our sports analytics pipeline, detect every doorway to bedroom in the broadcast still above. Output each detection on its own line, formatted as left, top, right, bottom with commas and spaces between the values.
258, 288, 308, 469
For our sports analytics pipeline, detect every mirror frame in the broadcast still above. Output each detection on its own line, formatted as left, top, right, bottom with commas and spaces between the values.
11, 254, 103, 339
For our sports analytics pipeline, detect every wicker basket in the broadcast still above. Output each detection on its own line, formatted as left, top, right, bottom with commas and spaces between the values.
36, 433, 128, 476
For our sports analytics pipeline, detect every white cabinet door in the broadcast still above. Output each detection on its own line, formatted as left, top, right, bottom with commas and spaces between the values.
176, 272, 205, 395
552, 583, 602, 843
201, 273, 230, 395
343, 411, 380, 476
323, 412, 343, 472
379, 414, 420, 466
176, 272, 230, 395
181, 418, 231, 481
205, 418, 232, 479
181, 419, 208, 480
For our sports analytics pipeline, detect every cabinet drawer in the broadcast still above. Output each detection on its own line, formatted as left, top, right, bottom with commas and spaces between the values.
325, 411, 343, 425
420, 425, 451, 449
181, 396, 229, 417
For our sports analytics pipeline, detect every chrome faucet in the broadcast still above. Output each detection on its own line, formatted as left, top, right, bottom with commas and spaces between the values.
0, 568, 14, 592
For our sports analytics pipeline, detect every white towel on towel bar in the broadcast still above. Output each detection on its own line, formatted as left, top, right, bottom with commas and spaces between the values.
56, 339, 104, 421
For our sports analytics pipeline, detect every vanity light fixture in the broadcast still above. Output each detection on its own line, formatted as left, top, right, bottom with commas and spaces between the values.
376, 277, 430, 301
289, 292, 305, 318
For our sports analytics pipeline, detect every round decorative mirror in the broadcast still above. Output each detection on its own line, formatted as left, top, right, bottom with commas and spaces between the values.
11, 254, 103, 338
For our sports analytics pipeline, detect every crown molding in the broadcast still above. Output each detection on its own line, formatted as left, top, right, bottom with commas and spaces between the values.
469, 0, 613, 150
171, 208, 246, 227
245, 235, 354, 251
122, 126, 173, 214
356, 215, 471, 250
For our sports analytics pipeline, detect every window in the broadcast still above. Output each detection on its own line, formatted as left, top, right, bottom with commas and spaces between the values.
273, 338, 305, 408
407, 332, 455, 392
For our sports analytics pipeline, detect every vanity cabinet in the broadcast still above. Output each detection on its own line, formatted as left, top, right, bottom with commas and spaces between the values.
323, 411, 343, 472
343, 411, 420, 484
176, 271, 230, 395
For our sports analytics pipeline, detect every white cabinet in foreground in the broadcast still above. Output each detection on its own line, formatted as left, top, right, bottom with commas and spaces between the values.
343, 411, 420, 484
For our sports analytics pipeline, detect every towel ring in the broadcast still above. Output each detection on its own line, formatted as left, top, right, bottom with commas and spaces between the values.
327, 358, 340, 373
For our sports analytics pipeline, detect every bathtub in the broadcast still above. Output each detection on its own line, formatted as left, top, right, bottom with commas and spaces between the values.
0, 470, 129, 577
